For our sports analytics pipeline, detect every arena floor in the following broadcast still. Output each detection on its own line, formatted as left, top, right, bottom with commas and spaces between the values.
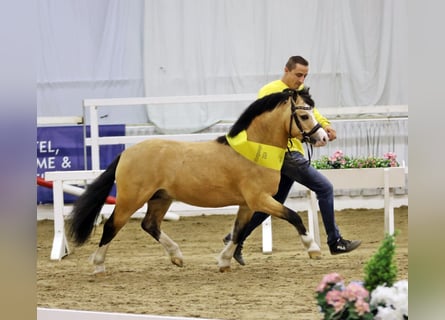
37, 206, 408, 320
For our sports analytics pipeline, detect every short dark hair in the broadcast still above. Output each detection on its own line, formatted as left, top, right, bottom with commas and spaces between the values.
285, 56, 309, 70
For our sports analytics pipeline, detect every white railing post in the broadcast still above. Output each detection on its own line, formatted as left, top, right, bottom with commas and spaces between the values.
308, 190, 321, 247
88, 104, 100, 170
50, 179, 70, 260
261, 216, 273, 253
383, 168, 395, 235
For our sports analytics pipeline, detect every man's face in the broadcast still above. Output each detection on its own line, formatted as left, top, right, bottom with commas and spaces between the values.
283, 63, 309, 89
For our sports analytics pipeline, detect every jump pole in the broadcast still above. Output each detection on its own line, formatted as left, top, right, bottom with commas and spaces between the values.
37, 176, 180, 221
37, 176, 116, 204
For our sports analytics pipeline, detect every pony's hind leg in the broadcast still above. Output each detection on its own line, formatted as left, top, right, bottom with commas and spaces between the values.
90, 207, 131, 274
89, 243, 110, 274
90, 195, 140, 274
140, 190, 183, 267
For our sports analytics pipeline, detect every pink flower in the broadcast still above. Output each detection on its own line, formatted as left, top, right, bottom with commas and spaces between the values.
334, 150, 344, 158
316, 272, 344, 292
343, 282, 369, 301
316, 273, 374, 319
384, 152, 397, 160
326, 289, 346, 312
354, 297, 371, 315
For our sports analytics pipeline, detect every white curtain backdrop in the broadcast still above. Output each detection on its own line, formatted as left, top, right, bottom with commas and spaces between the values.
37, 0, 408, 163
143, 0, 407, 132
37, 0, 146, 123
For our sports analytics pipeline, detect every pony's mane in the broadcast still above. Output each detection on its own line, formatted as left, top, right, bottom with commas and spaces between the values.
216, 88, 315, 144
228, 91, 293, 137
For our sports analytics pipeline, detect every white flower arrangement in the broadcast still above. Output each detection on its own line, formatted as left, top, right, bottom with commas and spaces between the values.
316, 276, 408, 319
370, 279, 408, 319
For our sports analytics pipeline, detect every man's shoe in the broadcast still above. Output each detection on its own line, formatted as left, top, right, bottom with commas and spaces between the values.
233, 244, 245, 266
329, 237, 361, 255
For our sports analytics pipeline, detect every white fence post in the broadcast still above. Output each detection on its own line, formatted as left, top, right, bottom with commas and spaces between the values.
50, 179, 70, 260
261, 216, 273, 253
88, 104, 100, 170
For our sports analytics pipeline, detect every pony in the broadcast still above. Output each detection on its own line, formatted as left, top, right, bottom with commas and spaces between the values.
69, 89, 329, 273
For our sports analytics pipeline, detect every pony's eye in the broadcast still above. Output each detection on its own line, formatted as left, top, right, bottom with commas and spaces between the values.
300, 115, 309, 121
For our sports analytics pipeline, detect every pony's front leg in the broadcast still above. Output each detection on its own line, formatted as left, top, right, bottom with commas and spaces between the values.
284, 205, 322, 259
249, 194, 321, 259
300, 233, 322, 259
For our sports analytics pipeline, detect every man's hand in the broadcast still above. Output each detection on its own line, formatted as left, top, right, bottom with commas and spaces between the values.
325, 126, 337, 141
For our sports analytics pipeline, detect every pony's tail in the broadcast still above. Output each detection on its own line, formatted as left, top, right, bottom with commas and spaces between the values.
68, 155, 121, 245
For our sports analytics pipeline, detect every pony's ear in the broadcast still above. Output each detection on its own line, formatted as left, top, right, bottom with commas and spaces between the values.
282, 88, 298, 100
299, 86, 311, 95
297, 87, 315, 107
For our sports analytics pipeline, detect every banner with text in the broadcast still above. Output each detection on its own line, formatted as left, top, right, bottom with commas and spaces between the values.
37, 125, 125, 204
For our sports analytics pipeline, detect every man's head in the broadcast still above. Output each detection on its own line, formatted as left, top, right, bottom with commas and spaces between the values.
281, 56, 309, 90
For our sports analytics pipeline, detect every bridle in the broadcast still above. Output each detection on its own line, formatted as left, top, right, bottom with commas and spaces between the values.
286, 90, 322, 162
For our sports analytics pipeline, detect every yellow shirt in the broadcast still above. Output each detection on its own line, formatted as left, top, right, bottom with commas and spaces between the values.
257, 80, 330, 154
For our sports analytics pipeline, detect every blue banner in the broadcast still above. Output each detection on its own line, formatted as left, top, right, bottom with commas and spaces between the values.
37, 125, 125, 204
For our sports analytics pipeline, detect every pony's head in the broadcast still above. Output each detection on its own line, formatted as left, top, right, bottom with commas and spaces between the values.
220, 89, 328, 148
285, 88, 328, 147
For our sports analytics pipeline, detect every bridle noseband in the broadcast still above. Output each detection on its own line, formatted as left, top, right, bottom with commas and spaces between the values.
290, 101, 322, 144
286, 89, 322, 162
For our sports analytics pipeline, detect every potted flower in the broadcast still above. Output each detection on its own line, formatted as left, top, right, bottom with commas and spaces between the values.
316, 273, 373, 319
307, 150, 405, 193
316, 234, 408, 319
312, 150, 400, 170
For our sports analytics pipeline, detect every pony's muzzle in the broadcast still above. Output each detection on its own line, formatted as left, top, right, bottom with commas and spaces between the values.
313, 138, 327, 147
310, 129, 328, 147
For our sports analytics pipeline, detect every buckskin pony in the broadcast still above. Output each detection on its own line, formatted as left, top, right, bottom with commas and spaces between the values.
69, 89, 328, 273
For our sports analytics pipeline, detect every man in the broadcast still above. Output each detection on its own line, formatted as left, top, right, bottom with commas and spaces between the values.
224, 55, 361, 265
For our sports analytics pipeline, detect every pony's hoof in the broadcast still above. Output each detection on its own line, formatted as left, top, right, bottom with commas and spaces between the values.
308, 250, 322, 260
92, 264, 106, 275
171, 257, 183, 267
219, 266, 231, 273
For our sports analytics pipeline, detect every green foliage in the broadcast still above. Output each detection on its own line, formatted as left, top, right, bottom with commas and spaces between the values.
363, 233, 398, 293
